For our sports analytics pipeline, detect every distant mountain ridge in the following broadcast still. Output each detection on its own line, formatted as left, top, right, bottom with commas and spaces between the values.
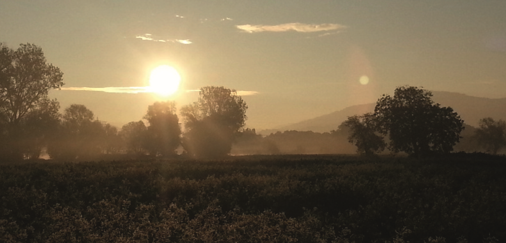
260, 91, 506, 134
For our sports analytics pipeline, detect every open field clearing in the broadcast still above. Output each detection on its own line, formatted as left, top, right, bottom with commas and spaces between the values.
1, 155, 506, 242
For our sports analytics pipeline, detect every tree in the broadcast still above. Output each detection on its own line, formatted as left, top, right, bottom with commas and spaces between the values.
0, 43, 63, 124
0, 43, 64, 159
474, 117, 506, 155
374, 86, 464, 157
120, 121, 149, 155
101, 123, 122, 154
48, 104, 105, 160
339, 113, 386, 156
181, 86, 248, 157
144, 101, 181, 157
21, 99, 61, 159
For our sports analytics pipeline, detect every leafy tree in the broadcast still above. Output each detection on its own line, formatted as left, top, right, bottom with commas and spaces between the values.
101, 123, 121, 154
474, 117, 506, 154
144, 101, 181, 157
120, 121, 149, 155
21, 99, 61, 159
340, 113, 386, 156
48, 104, 105, 160
374, 86, 464, 157
182, 117, 233, 157
181, 86, 248, 157
0, 43, 64, 159
453, 124, 479, 153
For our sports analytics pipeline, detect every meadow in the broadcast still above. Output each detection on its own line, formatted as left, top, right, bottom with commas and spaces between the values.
1, 155, 505, 242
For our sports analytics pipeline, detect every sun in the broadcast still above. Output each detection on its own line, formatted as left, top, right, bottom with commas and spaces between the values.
359, 75, 369, 85
148, 65, 181, 96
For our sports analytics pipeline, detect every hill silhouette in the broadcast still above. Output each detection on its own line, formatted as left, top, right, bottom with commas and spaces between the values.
260, 91, 506, 134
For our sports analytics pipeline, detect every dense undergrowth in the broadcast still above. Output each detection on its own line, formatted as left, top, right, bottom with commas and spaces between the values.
1, 155, 505, 242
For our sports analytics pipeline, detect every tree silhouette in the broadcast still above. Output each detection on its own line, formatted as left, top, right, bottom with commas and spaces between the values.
182, 117, 234, 157
120, 121, 149, 155
48, 104, 105, 160
144, 101, 181, 157
0, 43, 63, 159
101, 123, 121, 154
474, 117, 506, 155
340, 113, 386, 156
21, 99, 61, 159
374, 86, 464, 157
181, 86, 247, 157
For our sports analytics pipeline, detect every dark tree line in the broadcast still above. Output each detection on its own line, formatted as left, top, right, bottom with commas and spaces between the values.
2, 43, 504, 160
0, 43, 248, 161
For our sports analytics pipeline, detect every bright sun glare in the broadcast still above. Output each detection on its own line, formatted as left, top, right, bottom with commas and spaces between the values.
149, 65, 181, 96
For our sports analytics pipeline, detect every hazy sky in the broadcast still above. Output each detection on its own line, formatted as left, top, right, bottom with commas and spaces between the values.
1, 0, 505, 130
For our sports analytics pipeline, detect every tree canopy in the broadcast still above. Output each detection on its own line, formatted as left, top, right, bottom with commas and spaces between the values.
48, 104, 109, 160
0, 43, 64, 159
474, 117, 506, 155
374, 86, 464, 157
181, 86, 247, 157
0, 43, 63, 125
143, 101, 181, 157
120, 121, 149, 156
340, 113, 386, 156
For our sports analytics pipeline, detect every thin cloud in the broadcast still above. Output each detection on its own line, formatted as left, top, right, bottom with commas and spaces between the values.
135, 34, 192, 44
61, 87, 259, 96
221, 17, 233, 21
176, 39, 192, 44
236, 22, 347, 33
61, 87, 152, 94
135, 35, 154, 41
237, 91, 259, 96
186, 90, 259, 96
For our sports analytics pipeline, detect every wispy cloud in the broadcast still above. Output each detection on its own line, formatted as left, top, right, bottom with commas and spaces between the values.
236, 22, 347, 34
61, 87, 259, 96
135, 34, 192, 44
185, 90, 259, 96
236, 91, 259, 96
61, 87, 152, 94
176, 39, 192, 44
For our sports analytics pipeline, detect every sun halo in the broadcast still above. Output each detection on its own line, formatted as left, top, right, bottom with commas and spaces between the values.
148, 65, 181, 97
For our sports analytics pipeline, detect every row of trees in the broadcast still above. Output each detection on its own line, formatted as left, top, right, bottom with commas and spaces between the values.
0, 43, 248, 160
2, 42, 504, 160
339, 86, 506, 157
117, 86, 248, 159
3, 87, 248, 160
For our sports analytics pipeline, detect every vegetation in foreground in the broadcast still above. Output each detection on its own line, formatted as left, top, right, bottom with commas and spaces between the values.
1, 155, 505, 242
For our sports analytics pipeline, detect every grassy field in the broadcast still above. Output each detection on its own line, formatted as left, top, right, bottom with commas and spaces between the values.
1, 155, 505, 242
